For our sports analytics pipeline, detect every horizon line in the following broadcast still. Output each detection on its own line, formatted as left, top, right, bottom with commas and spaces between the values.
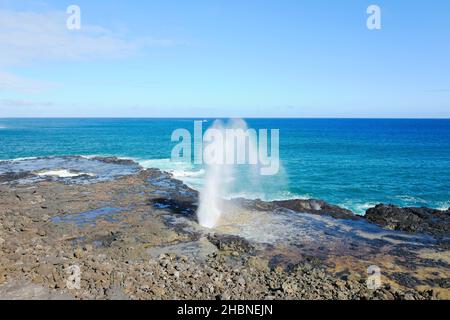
1, 116, 450, 120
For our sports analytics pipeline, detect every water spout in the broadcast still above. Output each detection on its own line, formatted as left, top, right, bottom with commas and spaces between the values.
197, 119, 258, 228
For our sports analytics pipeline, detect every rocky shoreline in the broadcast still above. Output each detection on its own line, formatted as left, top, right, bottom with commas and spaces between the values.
0, 156, 448, 300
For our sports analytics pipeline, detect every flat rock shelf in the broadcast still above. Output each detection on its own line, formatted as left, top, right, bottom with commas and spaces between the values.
0, 157, 448, 300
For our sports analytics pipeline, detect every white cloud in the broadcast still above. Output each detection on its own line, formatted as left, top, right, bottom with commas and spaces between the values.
0, 71, 58, 93
0, 98, 54, 107
0, 10, 178, 66
0, 9, 180, 94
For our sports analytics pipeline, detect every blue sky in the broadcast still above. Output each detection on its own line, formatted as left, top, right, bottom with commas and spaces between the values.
0, 0, 449, 117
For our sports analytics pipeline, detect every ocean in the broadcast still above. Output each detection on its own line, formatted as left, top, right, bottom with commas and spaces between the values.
0, 118, 449, 215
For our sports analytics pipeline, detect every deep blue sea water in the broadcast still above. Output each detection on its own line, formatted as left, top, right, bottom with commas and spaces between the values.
0, 118, 449, 214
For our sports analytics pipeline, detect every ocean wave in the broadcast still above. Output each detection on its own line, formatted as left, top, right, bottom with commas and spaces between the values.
1, 156, 39, 162
137, 158, 205, 189
436, 202, 450, 210
395, 195, 428, 204
225, 190, 311, 202
138, 158, 197, 173
354, 203, 378, 214
338, 201, 379, 216
172, 169, 205, 178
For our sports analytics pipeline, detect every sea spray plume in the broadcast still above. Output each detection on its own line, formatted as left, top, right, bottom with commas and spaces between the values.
197, 119, 261, 228
197, 120, 229, 228
223, 119, 285, 203
196, 160, 223, 228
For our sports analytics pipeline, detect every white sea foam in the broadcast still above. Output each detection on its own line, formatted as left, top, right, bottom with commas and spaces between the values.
436, 202, 450, 210
396, 195, 427, 204
139, 158, 203, 177
354, 203, 378, 214
172, 169, 205, 178
339, 201, 379, 216
36, 170, 95, 178
3, 156, 39, 162
138, 158, 205, 189
225, 190, 310, 202
139, 158, 189, 171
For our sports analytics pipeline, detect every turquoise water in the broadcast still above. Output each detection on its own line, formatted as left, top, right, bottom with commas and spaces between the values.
0, 118, 449, 214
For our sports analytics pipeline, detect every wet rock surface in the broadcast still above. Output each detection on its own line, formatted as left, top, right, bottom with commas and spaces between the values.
0, 157, 448, 300
0, 156, 141, 185
0, 172, 35, 183
365, 204, 450, 239
272, 199, 359, 220
233, 198, 358, 220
